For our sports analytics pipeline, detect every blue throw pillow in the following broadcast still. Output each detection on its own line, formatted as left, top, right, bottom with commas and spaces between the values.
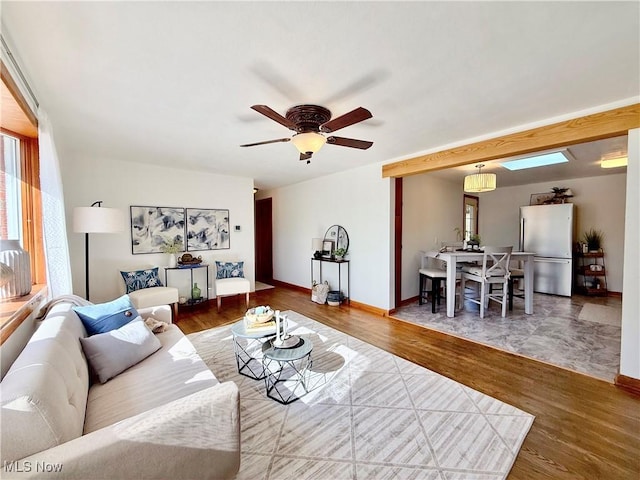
73, 294, 139, 336
216, 261, 244, 279
120, 267, 164, 293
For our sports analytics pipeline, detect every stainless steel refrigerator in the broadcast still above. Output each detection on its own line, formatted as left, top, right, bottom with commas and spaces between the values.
519, 203, 574, 296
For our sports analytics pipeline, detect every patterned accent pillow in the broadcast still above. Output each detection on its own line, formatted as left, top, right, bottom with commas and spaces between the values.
216, 261, 244, 279
120, 267, 164, 293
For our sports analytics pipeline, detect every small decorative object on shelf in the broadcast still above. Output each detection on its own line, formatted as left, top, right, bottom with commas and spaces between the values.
192, 282, 201, 299
0, 239, 31, 299
178, 253, 203, 265
334, 247, 347, 261
161, 238, 183, 268
582, 228, 604, 252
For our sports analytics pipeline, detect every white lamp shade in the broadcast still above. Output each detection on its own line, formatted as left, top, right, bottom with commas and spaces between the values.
312, 238, 323, 251
73, 206, 125, 233
291, 132, 327, 154
464, 172, 497, 193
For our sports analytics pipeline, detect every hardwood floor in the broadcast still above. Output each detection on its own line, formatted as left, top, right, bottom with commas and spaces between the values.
176, 287, 640, 480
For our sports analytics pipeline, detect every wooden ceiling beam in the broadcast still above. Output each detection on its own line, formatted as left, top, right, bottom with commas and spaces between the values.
382, 103, 640, 178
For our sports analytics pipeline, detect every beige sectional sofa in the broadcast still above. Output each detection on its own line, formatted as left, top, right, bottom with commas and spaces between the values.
1, 300, 240, 479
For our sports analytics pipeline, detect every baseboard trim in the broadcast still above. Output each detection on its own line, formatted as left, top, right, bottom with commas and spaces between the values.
271, 279, 390, 317
614, 374, 640, 396
271, 279, 310, 294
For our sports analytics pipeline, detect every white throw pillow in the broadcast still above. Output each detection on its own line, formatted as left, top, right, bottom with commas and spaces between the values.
80, 317, 161, 383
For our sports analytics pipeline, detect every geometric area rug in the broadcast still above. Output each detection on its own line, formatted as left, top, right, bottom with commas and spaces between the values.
187, 311, 534, 480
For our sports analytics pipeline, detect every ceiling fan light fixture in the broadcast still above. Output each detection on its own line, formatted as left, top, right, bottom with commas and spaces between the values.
464, 164, 496, 193
291, 132, 327, 154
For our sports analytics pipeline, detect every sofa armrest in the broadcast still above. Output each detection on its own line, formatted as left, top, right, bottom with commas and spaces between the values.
137, 304, 172, 324
4, 382, 240, 480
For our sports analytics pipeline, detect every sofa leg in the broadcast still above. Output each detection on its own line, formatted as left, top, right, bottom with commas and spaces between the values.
245, 292, 249, 308
172, 302, 178, 322
217, 296, 222, 312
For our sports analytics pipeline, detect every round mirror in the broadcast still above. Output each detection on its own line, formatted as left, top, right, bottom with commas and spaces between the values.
324, 225, 349, 253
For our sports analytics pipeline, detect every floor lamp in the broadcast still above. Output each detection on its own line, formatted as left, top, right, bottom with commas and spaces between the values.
73, 201, 124, 300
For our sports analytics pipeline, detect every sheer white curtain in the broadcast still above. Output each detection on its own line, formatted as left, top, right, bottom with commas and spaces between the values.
38, 108, 73, 297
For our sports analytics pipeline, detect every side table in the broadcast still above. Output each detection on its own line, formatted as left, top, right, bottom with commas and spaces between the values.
164, 264, 209, 306
230, 320, 276, 380
262, 337, 313, 404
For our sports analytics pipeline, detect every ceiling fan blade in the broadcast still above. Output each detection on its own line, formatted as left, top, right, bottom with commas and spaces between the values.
327, 136, 373, 150
250, 105, 298, 131
240, 137, 291, 147
300, 152, 313, 163
320, 107, 372, 133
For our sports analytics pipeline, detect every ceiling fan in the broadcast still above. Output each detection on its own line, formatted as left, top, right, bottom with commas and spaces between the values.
240, 104, 373, 163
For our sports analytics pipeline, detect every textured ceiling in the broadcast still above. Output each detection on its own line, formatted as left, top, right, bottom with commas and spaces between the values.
2, 1, 638, 189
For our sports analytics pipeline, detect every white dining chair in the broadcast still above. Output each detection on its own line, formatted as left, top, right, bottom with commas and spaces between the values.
460, 246, 513, 318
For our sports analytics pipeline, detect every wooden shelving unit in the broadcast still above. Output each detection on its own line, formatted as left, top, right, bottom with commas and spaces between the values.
574, 252, 608, 296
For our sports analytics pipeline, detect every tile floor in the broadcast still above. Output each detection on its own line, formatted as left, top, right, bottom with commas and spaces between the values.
393, 290, 622, 381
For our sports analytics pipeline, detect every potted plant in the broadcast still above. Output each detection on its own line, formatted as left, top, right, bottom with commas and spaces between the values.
161, 238, 183, 267
582, 228, 604, 252
551, 187, 574, 203
468, 234, 481, 249
334, 247, 348, 261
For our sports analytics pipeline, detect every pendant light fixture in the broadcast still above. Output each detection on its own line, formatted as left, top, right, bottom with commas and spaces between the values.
464, 164, 496, 193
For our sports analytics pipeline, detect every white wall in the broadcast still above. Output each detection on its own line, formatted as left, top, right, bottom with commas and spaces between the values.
479, 174, 627, 292
620, 128, 639, 379
260, 162, 393, 311
401, 174, 462, 300
61, 155, 256, 303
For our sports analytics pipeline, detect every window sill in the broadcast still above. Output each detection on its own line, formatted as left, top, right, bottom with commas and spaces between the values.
0, 284, 48, 345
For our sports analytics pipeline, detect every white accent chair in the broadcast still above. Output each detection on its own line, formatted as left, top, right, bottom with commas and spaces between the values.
460, 246, 513, 318
120, 266, 179, 320
213, 261, 250, 312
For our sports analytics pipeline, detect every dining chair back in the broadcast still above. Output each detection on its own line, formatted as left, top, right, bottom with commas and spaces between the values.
461, 246, 513, 318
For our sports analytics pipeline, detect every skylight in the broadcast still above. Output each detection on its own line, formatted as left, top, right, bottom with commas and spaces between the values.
500, 151, 569, 171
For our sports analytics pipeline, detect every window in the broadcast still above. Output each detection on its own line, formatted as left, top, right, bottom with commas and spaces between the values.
1, 69, 44, 288
1, 133, 22, 241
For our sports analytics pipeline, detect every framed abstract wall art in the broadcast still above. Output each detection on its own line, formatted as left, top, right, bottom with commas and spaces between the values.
186, 208, 230, 251
130, 206, 185, 254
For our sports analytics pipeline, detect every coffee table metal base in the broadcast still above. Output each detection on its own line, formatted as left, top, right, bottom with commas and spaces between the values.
262, 338, 313, 404
231, 321, 276, 380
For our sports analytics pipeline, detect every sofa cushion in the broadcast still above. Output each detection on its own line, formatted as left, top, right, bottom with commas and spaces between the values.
1, 303, 89, 463
84, 324, 218, 433
73, 294, 139, 335
80, 318, 162, 384
120, 267, 164, 293
215, 261, 244, 279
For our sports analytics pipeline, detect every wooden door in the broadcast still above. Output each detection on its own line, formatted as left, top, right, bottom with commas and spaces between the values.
394, 178, 403, 308
255, 198, 273, 283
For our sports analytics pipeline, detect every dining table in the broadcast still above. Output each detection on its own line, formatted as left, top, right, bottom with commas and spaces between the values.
423, 250, 536, 317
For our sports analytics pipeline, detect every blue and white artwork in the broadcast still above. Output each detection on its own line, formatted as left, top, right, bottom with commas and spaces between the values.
130, 206, 185, 254
186, 208, 230, 251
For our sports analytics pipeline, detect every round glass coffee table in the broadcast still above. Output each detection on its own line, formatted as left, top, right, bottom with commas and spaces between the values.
230, 320, 276, 380
262, 337, 313, 404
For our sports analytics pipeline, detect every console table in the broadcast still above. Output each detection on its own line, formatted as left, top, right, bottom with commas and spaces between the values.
310, 258, 350, 304
164, 264, 209, 306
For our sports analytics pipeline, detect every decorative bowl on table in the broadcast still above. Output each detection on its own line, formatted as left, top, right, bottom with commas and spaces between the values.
245, 306, 274, 323
178, 253, 203, 265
